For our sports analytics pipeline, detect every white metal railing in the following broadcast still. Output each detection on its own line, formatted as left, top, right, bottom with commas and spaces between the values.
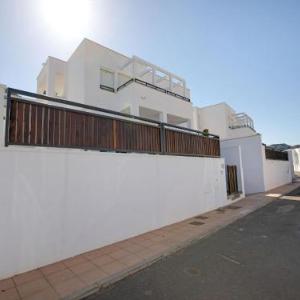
119, 56, 189, 98
229, 113, 254, 130
99, 60, 191, 101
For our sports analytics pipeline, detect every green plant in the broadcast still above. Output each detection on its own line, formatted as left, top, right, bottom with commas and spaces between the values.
203, 128, 209, 137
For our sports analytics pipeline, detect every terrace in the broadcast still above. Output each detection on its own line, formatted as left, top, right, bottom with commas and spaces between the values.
100, 56, 190, 102
229, 112, 255, 131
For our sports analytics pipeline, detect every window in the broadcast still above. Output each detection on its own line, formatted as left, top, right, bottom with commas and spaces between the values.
100, 68, 114, 90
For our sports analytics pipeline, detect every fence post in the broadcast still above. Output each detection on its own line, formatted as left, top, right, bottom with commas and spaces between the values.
112, 119, 117, 150
160, 123, 165, 154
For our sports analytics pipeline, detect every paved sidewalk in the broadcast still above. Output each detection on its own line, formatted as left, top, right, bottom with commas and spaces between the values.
1, 182, 299, 300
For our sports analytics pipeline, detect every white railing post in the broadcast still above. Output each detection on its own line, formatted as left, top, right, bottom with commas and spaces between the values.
152, 67, 156, 85
114, 72, 118, 91
169, 74, 172, 92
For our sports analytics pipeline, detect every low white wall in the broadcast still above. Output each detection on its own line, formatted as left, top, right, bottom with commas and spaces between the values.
263, 159, 292, 191
0, 146, 227, 279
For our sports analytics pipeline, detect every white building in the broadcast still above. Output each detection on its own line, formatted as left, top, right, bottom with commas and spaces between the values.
37, 38, 193, 128
0, 38, 293, 280
0, 40, 229, 279
37, 38, 292, 196
194, 102, 291, 194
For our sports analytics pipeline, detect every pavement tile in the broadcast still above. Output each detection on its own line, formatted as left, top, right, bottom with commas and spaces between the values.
120, 243, 145, 254
83, 249, 105, 260
116, 240, 135, 249
131, 234, 149, 242
78, 269, 108, 285
17, 278, 51, 298
0, 278, 14, 291
63, 255, 88, 268
52, 277, 85, 298
40, 262, 66, 276
99, 261, 128, 276
132, 239, 154, 247
136, 249, 156, 260
118, 254, 143, 267
109, 249, 132, 260
13, 270, 43, 286
68, 261, 98, 275
98, 245, 120, 255
149, 235, 168, 242
91, 255, 115, 267
0, 287, 20, 300
22, 287, 59, 300
47, 269, 75, 286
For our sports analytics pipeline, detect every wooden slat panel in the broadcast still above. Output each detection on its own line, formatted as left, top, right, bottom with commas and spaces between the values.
16, 102, 24, 144
165, 129, 220, 157
7, 99, 220, 157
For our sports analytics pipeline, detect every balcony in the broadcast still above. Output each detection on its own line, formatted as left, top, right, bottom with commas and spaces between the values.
229, 113, 255, 131
99, 56, 190, 102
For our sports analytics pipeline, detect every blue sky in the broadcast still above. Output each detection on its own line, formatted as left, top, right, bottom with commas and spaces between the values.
0, 0, 299, 145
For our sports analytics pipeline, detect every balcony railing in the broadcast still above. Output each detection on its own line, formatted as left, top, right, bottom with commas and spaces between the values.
100, 77, 191, 102
5, 88, 219, 158
99, 56, 191, 102
229, 113, 254, 131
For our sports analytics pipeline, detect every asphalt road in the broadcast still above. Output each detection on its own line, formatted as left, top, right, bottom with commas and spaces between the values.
85, 198, 300, 300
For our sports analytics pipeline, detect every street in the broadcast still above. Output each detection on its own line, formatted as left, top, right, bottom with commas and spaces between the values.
85, 196, 300, 300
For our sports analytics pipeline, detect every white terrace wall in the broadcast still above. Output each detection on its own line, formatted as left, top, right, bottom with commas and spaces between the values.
0, 146, 227, 279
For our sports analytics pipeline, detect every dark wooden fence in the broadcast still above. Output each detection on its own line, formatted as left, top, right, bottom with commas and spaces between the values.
5, 88, 220, 157
265, 148, 288, 161
226, 165, 239, 195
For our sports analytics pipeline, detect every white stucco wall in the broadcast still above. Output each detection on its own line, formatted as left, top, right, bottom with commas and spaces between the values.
221, 135, 292, 194
263, 158, 292, 191
196, 103, 231, 138
221, 135, 266, 194
37, 57, 66, 98
221, 144, 245, 196
227, 126, 256, 139
0, 146, 227, 279
288, 148, 300, 177
117, 82, 194, 123
195, 103, 256, 140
